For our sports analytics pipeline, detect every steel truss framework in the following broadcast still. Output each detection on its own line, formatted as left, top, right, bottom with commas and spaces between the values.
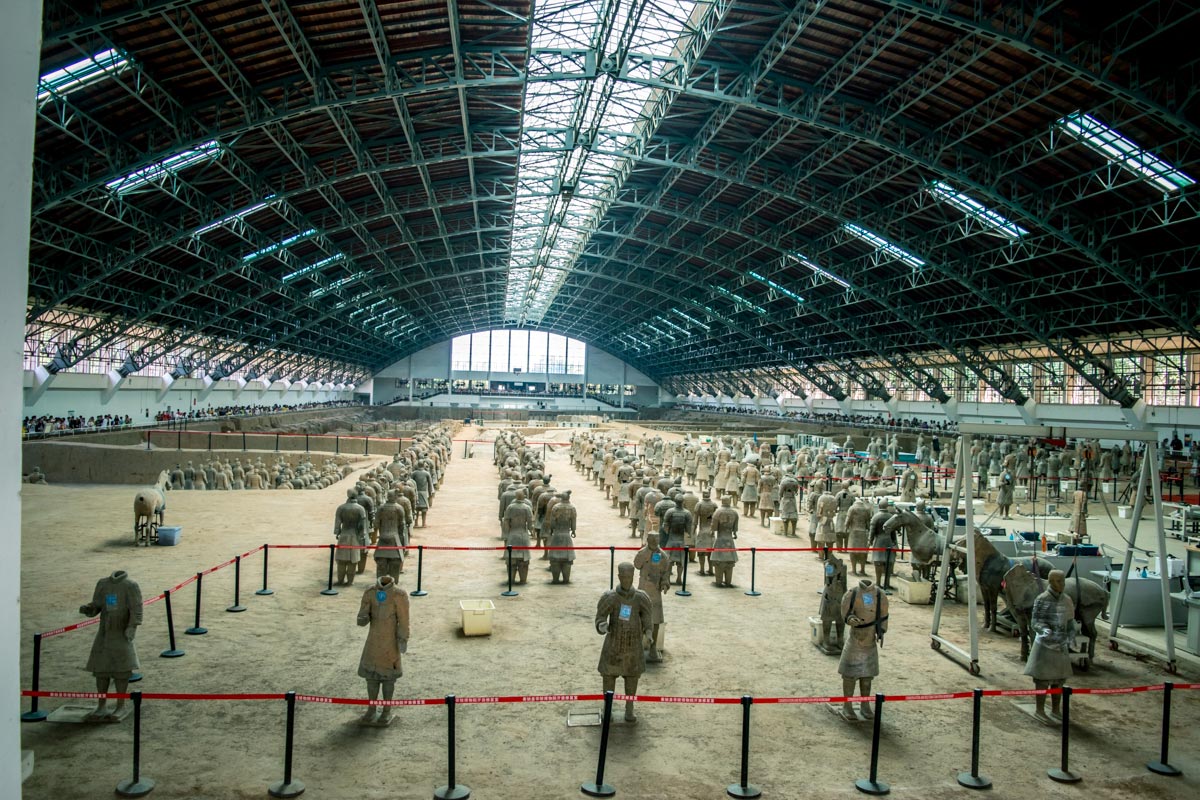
26, 0, 1200, 397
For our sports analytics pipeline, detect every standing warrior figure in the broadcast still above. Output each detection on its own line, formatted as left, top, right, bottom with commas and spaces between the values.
595, 563, 655, 723
356, 574, 410, 726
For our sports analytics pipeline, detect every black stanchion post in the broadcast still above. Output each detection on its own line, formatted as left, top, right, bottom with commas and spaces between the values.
305, 432, 309, 453
956, 688, 992, 789
501, 546, 518, 597
242, 431, 246, 452
1147, 681, 1182, 776
207, 431, 212, 451
580, 690, 616, 797
364, 435, 369, 456
267, 691, 305, 798
257, 544, 274, 596
320, 545, 339, 596
745, 547, 761, 597
1047, 686, 1081, 783
411, 545, 428, 597
185, 573, 207, 635
433, 694, 470, 800
726, 695, 762, 798
275, 433, 279, 452
227, 556, 247, 612
160, 590, 185, 658
21, 633, 48, 722
854, 694, 889, 795
115, 692, 154, 797
609, 546, 615, 590
177, 430, 181, 450
335, 435, 339, 454
675, 547, 692, 597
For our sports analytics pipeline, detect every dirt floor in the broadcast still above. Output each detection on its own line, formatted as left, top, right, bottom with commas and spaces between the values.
17, 424, 1200, 799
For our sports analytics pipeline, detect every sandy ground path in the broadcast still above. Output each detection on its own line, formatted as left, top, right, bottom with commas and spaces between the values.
16, 430, 1200, 799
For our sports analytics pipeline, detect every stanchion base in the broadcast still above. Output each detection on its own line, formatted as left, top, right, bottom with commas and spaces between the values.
184, 627, 207, 636
675, 590, 692, 597
255, 589, 275, 596
580, 782, 616, 797
267, 779, 306, 798
319, 589, 339, 596
226, 605, 247, 613
410, 590, 428, 597
115, 777, 155, 797
500, 591, 519, 597
1146, 761, 1182, 777
129, 673, 143, 683
744, 590, 762, 597
20, 710, 48, 723
1047, 768, 1081, 784
433, 783, 471, 800
956, 772, 992, 789
726, 781, 762, 798
159, 649, 185, 658
854, 778, 890, 795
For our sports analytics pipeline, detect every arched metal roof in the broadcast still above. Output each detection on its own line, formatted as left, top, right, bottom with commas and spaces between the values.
27, 0, 1200, 401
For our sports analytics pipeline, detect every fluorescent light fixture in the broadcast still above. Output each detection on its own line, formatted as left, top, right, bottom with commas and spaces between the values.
282, 253, 344, 282
309, 271, 367, 299
655, 316, 691, 336
712, 284, 767, 315
643, 323, 676, 341
1056, 111, 1195, 192
241, 228, 317, 263
927, 181, 1028, 239
106, 139, 223, 194
841, 223, 925, 268
789, 253, 851, 288
196, 195, 277, 235
38, 47, 128, 102
747, 270, 804, 303
672, 309, 710, 331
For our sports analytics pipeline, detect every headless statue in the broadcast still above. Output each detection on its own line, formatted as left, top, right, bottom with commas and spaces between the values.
596, 563, 655, 722
546, 490, 578, 584
356, 575, 410, 726
80, 570, 142, 720
838, 579, 888, 721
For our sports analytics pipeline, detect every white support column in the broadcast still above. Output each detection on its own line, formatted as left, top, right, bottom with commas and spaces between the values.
25, 364, 53, 405
100, 369, 126, 404
2, 1, 41, 792
156, 374, 175, 402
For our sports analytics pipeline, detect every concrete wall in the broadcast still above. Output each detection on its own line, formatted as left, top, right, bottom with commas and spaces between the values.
22, 372, 354, 420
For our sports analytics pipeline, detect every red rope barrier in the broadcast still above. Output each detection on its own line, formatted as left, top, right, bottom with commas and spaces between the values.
25, 684, 1184, 706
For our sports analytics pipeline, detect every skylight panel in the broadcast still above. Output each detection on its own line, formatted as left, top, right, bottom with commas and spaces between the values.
282, 253, 344, 283
105, 140, 223, 195
503, 0, 714, 325
241, 229, 317, 263
308, 271, 367, 299
1056, 111, 1195, 193
841, 223, 925, 268
712, 284, 767, 315
196, 195, 277, 235
927, 181, 1028, 239
747, 270, 804, 304
789, 253, 851, 288
37, 47, 129, 102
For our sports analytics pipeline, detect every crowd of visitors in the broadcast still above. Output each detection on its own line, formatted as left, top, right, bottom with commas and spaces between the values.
672, 402, 958, 433
23, 399, 356, 438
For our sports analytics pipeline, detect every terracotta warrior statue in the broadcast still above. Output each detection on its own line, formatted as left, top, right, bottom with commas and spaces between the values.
80, 570, 142, 720
819, 553, 848, 655
845, 498, 873, 577
694, 488, 718, 577
1024, 570, 1075, 723
503, 488, 534, 585
661, 496, 693, 586
1069, 488, 1088, 543
632, 533, 671, 662
595, 562, 655, 723
838, 578, 888, 721
777, 472, 800, 537
334, 489, 370, 586
815, 489, 838, 559
710, 494, 740, 588
546, 490, 578, 584
356, 574, 410, 726
374, 490, 406, 581
996, 470, 1015, 520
